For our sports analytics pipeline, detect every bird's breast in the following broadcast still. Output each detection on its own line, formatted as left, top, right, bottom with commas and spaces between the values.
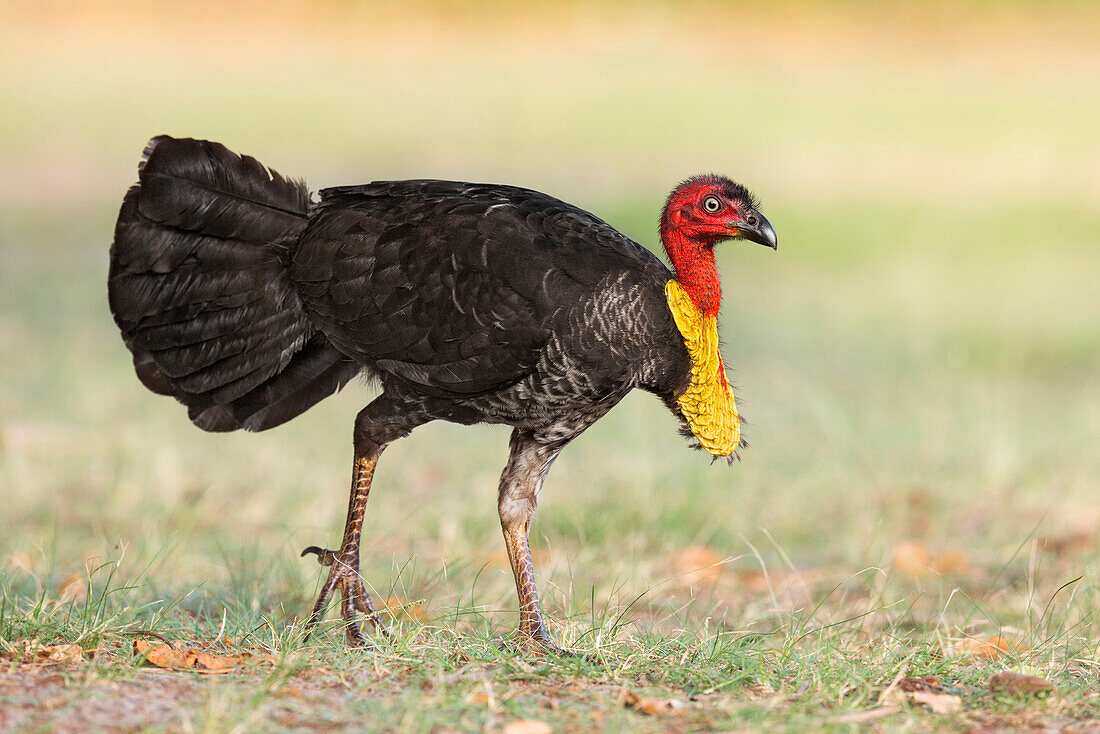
664, 280, 741, 457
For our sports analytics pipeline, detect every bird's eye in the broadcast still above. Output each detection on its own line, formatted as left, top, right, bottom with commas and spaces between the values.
702, 196, 721, 213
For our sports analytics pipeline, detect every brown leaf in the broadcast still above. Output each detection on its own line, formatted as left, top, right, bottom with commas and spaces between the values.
897, 676, 943, 693
883, 677, 961, 714
622, 689, 686, 716
736, 570, 771, 592
671, 545, 724, 588
133, 639, 274, 674
4, 639, 84, 666
894, 541, 971, 578
56, 573, 87, 603
909, 690, 962, 714
237, 650, 278, 666
952, 636, 1025, 660
187, 650, 238, 672
930, 548, 970, 576
989, 671, 1053, 695
893, 541, 931, 577
502, 721, 552, 734
134, 639, 188, 670
1038, 532, 1094, 556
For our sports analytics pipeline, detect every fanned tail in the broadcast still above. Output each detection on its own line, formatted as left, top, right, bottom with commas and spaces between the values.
108, 136, 360, 431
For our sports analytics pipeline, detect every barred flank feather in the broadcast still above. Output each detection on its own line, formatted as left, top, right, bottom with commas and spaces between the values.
108, 136, 359, 432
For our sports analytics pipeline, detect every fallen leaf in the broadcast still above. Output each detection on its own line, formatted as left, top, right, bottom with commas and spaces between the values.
883, 677, 962, 715
930, 548, 970, 576
1038, 533, 1093, 556
134, 640, 189, 670
989, 671, 1053, 695
671, 545, 724, 588
236, 650, 278, 665
56, 573, 87, 603
952, 636, 1026, 660
909, 689, 962, 714
502, 721, 552, 734
133, 639, 274, 674
188, 650, 238, 673
381, 596, 429, 624
622, 689, 686, 716
893, 541, 931, 577
894, 541, 972, 578
3, 639, 84, 666
736, 570, 771, 593
897, 677, 943, 692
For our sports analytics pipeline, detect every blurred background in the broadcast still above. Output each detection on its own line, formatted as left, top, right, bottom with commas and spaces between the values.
2, 1, 1098, 641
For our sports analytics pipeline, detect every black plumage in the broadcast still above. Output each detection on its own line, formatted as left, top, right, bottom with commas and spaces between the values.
292, 181, 677, 400
108, 136, 776, 649
109, 137, 359, 432
110, 137, 689, 434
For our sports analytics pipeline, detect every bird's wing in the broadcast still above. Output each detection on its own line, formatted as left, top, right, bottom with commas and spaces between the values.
290, 180, 663, 396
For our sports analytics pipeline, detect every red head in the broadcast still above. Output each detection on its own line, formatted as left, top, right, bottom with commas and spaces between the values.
659, 175, 776, 317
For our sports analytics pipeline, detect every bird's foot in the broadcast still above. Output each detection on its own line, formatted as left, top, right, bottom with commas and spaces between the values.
301, 545, 388, 646
497, 629, 576, 658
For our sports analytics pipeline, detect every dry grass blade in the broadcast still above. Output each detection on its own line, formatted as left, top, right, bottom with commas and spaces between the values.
381, 596, 430, 624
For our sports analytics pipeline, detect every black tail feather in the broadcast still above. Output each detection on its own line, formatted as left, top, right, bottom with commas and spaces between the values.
109, 136, 359, 432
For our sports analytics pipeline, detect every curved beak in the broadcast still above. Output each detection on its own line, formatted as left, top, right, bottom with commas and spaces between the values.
732, 208, 778, 250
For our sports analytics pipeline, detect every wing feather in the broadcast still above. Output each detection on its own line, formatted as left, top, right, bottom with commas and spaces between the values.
290, 180, 663, 397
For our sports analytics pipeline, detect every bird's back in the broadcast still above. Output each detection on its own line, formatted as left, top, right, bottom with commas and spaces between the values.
290, 180, 679, 399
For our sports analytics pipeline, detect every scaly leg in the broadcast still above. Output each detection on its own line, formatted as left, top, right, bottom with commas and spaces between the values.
497, 429, 569, 653
301, 454, 386, 646
300, 395, 426, 647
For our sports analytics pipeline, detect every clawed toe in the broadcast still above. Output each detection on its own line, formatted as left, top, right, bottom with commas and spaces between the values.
301, 545, 338, 566
301, 544, 388, 644
497, 631, 576, 658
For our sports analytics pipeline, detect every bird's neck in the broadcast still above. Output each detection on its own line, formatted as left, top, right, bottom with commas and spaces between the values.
662, 227, 721, 317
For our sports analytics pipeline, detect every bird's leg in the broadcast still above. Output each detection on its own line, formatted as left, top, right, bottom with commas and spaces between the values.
300, 396, 427, 647
497, 429, 568, 654
502, 519, 551, 643
301, 453, 387, 646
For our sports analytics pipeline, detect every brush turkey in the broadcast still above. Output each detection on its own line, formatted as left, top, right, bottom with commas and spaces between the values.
108, 136, 777, 649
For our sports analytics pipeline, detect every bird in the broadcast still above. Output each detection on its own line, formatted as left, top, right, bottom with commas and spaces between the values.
108, 136, 777, 650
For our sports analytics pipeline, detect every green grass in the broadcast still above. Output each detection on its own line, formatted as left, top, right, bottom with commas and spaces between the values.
2, 3, 1100, 731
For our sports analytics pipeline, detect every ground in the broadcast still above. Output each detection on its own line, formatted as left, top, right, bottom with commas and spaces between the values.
2, 2, 1099, 731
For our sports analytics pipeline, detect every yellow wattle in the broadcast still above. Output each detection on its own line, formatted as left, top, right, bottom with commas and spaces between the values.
664, 280, 741, 457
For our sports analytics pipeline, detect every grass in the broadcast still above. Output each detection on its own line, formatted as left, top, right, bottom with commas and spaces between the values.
2, 2, 1100, 731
